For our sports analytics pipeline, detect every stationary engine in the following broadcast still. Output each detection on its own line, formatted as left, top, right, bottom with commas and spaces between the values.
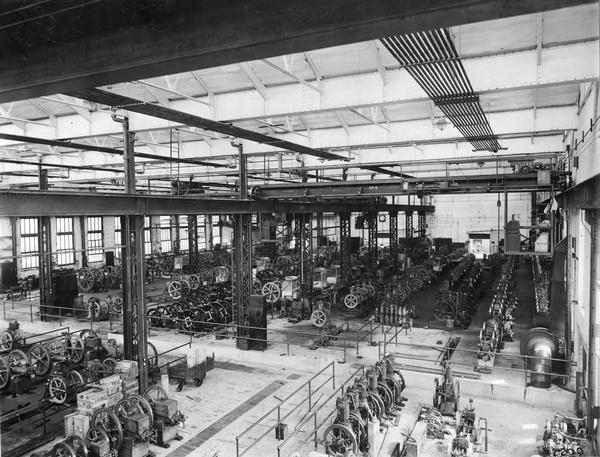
142, 386, 185, 447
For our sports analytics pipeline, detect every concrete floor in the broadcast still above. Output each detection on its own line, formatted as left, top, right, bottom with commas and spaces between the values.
0, 263, 584, 457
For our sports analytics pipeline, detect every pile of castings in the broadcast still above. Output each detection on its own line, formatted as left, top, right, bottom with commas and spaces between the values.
475, 257, 517, 373
431, 255, 482, 329
321, 355, 407, 456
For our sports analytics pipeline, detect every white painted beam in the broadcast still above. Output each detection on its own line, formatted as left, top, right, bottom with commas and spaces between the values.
261, 59, 321, 93
239, 63, 267, 100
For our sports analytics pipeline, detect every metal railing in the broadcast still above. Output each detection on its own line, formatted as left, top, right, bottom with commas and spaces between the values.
235, 361, 337, 457
275, 364, 366, 457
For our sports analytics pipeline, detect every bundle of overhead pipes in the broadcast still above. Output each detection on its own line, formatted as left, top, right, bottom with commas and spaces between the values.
381, 29, 502, 152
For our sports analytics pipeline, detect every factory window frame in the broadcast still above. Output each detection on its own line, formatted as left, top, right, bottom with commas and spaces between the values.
197, 216, 207, 250
20, 218, 39, 269
144, 216, 152, 256
114, 217, 122, 260
179, 216, 189, 252
160, 216, 172, 253
86, 217, 104, 263
56, 217, 75, 266
212, 219, 221, 247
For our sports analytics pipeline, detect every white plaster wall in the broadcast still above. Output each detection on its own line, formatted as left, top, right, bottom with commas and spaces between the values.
428, 193, 531, 242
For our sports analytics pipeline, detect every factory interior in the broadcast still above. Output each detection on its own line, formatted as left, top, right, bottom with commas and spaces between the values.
0, 1, 599, 457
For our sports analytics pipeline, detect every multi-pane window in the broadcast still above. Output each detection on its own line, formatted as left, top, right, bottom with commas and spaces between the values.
179, 216, 189, 252
212, 219, 221, 247
197, 216, 207, 250
114, 217, 122, 259
56, 217, 74, 265
144, 216, 152, 256
87, 217, 104, 263
159, 216, 172, 253
20, 218, 39, 269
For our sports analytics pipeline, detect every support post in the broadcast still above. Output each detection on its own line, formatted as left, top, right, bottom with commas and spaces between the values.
187, 215, 198, 269
367, 212, 377, 267
316, 212, 324, 241
296, 213, 313, 314
417, 211, 426, 239
389, 211, 398, 261
114, 114, 148, 392
587, 209, 599, 443
339, 212, 351, 281
38, 169, 53, 321
232, 143, 253, 343
405, 211, 413, 239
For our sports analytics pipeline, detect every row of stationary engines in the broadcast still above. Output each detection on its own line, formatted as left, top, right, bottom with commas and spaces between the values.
321, 355, 407, 456
32, 385, 184, 457
476, 257, 517, 373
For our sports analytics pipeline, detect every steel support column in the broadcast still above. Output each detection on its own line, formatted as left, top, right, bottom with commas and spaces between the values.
389, 211, 398, 260
115, 115, 148, 391
233, 143, 253, 342
367, 212, 377, 266
187, 215, 198, 269
38, 169, 53, 321
339, 212, 351, 281
295, 213, 313, 313
233, 213, 253, 338
316, 212, 324, 241
417, 211, 426, 239
405, 211, 413, 239
587, 209, 599, 444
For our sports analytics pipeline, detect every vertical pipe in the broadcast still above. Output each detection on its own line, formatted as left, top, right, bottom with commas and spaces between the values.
588, 209, 599, 444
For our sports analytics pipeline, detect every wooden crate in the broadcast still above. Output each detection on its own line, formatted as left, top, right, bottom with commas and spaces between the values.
64, 412, 90, 439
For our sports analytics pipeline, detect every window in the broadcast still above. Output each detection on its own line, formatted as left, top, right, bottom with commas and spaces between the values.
87, 217, 104, 263
197, 215, 207, 250
160, 216, 172, 253
212, 219, 221, 247
114, 217, 122, 259
144, 216, 152, 256
179, 216, 189, 252
20, 218, 39, 269
56, 217, 74, 265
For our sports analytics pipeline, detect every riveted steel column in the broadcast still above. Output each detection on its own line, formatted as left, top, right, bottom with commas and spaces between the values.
296, 213, 313, 311
232, 143, 252, 343
367, 212, 378, 267
187, 215, 198, 269
405, 211, 413, 239
417, 211, 426, 239
389, 211, 398, 260
316, 212, 324, 241
115, 114, 148, 391
38, 169, 53, 321
339, 212, 351, 281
